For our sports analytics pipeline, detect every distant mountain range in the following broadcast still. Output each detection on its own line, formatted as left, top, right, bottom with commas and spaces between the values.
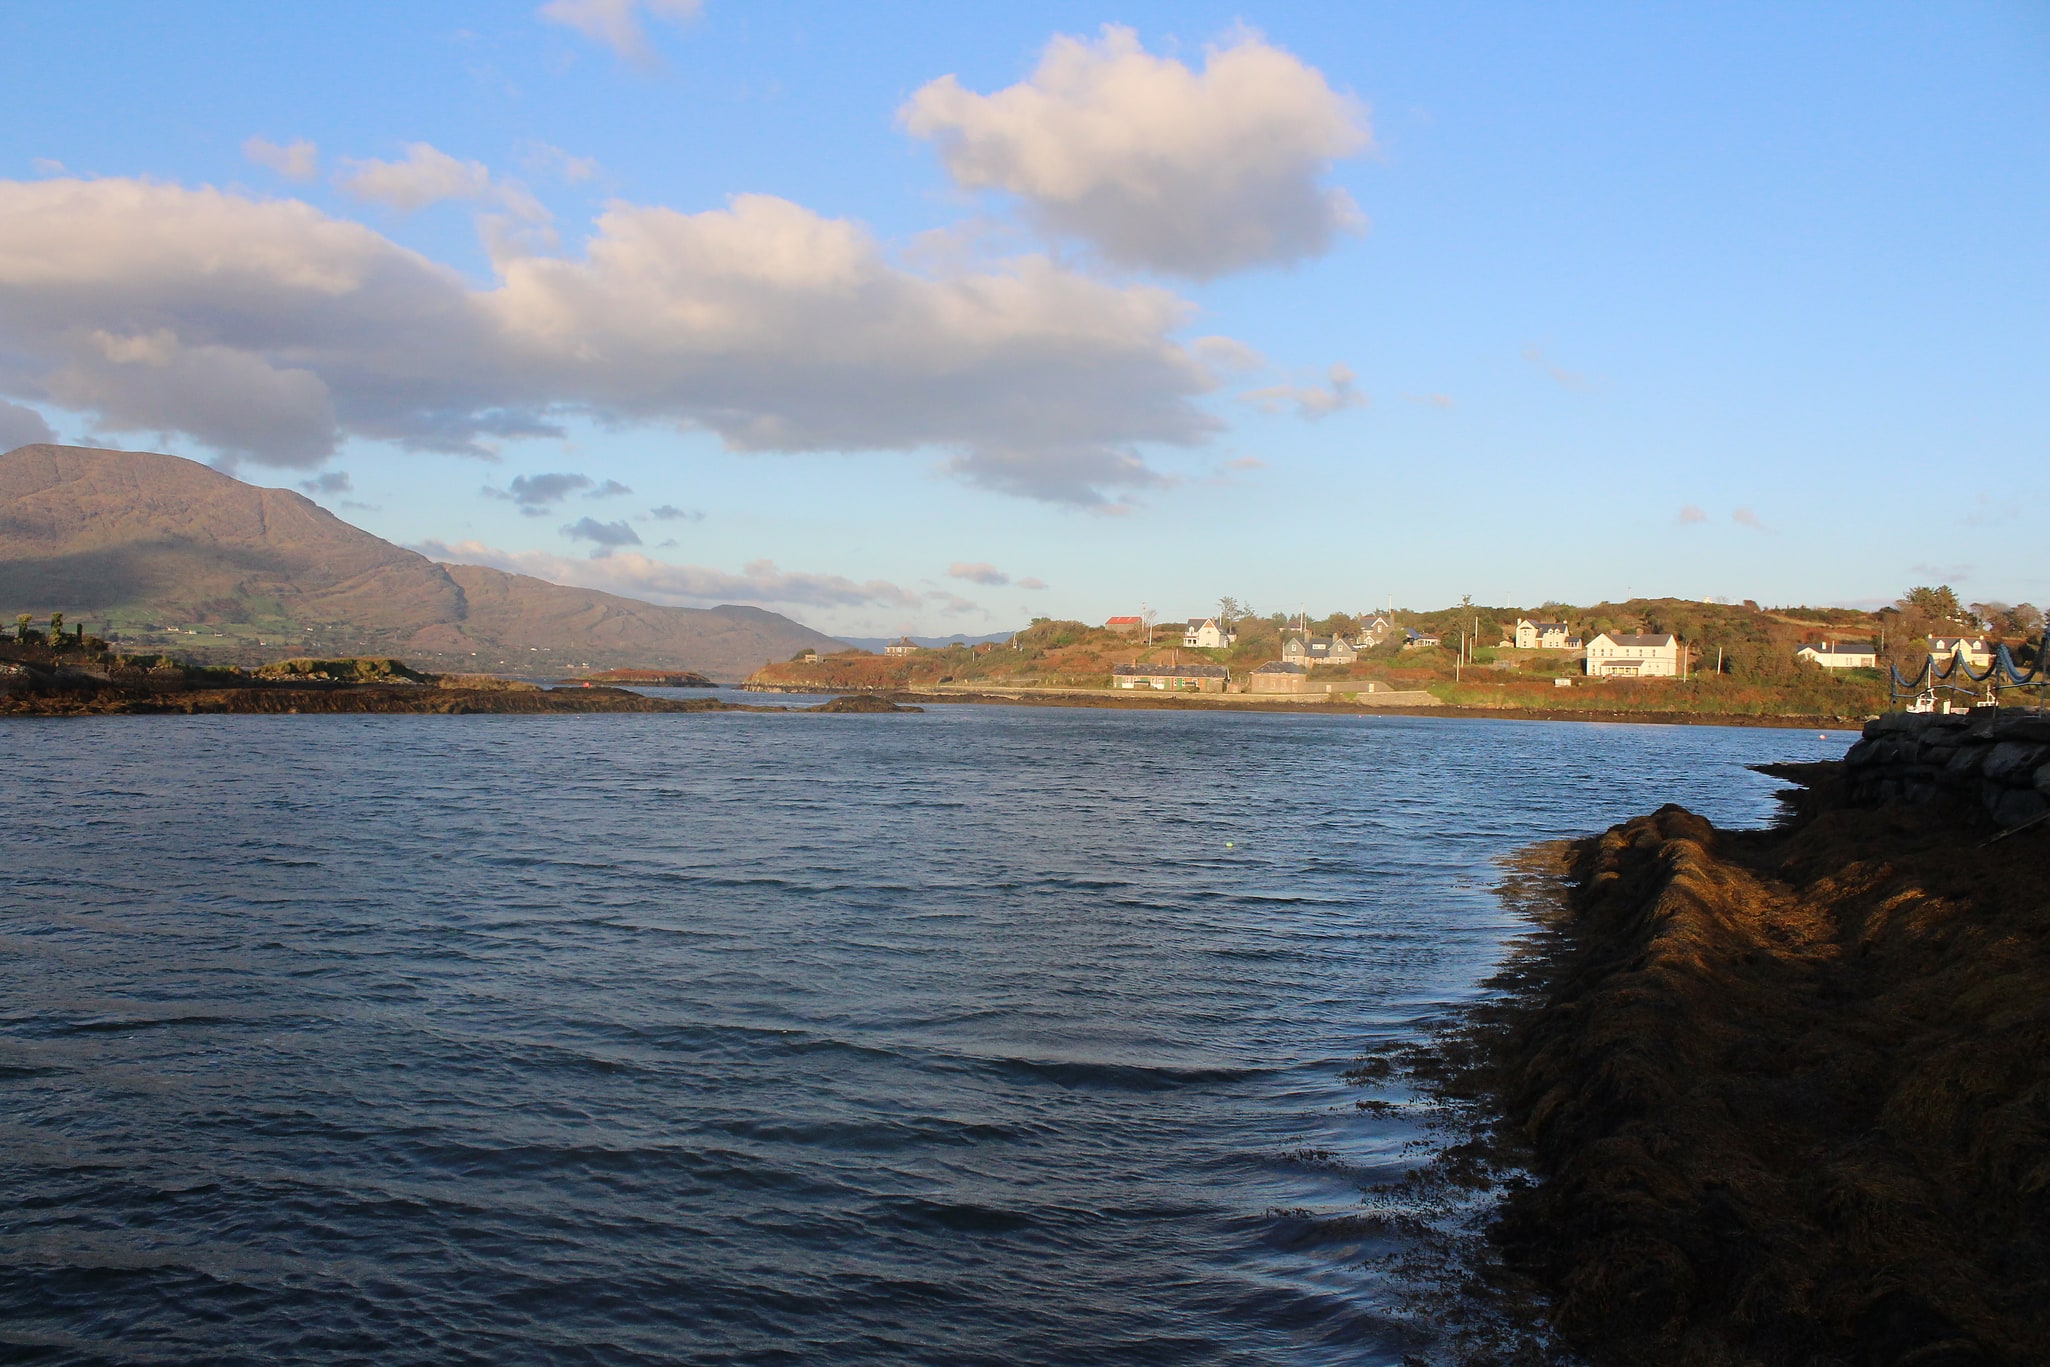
0, 444, 843, 680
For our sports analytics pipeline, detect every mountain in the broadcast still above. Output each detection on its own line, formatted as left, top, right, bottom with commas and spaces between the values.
0, 444, 843, 679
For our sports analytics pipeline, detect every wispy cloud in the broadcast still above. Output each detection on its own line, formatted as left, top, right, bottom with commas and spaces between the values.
487, 471, 595, 514
1017, 577, 1048, 591
538, 0, 701, 69
647, 504, 704, 522
1239, 362, 1365, 420
1521, 344, 1587, 391
415, 539, 926, 611
1677, 504, 1708, 525
1402, 391, 1454, 409
947, 561, 1011, 586
242, 137, 318, 182
522, 141, 601, 184
560, 516, 642, 556
299, 470, 352, 496
1732, 506, 1773, 532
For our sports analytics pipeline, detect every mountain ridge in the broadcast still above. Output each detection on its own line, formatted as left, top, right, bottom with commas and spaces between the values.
0, 444, 842, 679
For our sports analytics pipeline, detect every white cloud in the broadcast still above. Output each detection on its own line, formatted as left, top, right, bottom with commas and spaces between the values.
948, 561, 1010, 586
1676, 504, 1708, 525
901, 24, 1369, 278
243, 137, 319, 182
0, 177, 1218, 498
336, 143, 496, 214
538, 0, 701, 68
1017, 577, 1048, 591
1239, 362, 1364, 420
0, 398, 55, 449
416, 539, 924, 610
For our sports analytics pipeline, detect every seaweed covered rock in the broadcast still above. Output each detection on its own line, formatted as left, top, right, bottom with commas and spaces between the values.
1487, 794, 2050, 1364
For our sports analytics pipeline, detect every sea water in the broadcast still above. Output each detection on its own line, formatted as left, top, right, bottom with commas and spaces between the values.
0, 706, 1844, 1364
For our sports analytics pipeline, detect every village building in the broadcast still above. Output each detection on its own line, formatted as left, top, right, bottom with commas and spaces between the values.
1929, 637, 1995, 671
883, 637, 920, 657
1111, 662, 1229, 693
1354, 615, 1395, 648
1513, 618, 1581, 650
1401, 629, 1442, 650
1104, 615, 1144, 634
1584, 631, 1681, 678
1181, 617, 1237, 649
1796, 640, 1879, 670
1281, 634, 1358, 667
1247, 660, 1311, 694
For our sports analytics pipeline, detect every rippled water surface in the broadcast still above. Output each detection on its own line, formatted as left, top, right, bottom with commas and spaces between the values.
0, 707, 1845, 1364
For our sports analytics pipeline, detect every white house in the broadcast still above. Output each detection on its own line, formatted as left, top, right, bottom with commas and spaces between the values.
1796, 640, 1878, 670
1282, 634, 1358, 667
1513, 618, 1580, 650
1401, 629, 1442, 650
1929, 637, 1995, 670
1584, 631, 1681, 678
883, 637, 920, 656
1182, 617, 1237, 649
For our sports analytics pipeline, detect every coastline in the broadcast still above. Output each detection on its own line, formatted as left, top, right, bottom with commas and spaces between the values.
784, 684, 1869, 731
1389, 725, 2049, 1363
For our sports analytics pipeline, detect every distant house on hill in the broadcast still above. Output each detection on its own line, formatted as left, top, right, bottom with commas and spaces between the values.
1181, 617, 1236, 649
1401, 629, 1442, 650
1796, 640, 1878, 670
1513, 618, 1580, 650
1585, 631, 1680, 678
1112, 662, 1229, 693
1104, 615, 1144, 634
883, 637, 920, 656
1929, 637, 1995, 671
1354, 615, 1395, 648
1281, 634, 1358, 667
1248, 660, 1311, 694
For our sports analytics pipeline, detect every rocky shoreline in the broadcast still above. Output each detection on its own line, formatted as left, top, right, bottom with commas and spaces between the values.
0, 655, 918, 717
1389, 708, 2049, 1364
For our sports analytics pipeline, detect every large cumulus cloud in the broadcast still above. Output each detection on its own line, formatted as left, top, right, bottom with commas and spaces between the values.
901, 25, 1369, 279
0, 177, 1220, 503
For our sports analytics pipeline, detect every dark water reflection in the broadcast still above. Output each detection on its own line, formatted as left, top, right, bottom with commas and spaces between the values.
0, 707, 1847, 1364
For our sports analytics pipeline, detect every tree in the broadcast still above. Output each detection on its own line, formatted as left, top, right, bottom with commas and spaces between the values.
1898, 585, 1963, 622
13, 614, 27, 642
48, 612, 63, 640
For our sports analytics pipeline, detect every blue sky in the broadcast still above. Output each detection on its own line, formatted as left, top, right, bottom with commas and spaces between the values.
2, 2, 2045, 634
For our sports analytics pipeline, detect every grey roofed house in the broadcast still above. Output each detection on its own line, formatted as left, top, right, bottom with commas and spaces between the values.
1251, 660, 1306, 674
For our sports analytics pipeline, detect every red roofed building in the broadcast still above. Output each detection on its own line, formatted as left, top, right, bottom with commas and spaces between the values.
1104, 616, 1144, 634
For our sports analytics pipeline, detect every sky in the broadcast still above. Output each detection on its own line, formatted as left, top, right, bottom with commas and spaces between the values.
1, 1, 2045, 636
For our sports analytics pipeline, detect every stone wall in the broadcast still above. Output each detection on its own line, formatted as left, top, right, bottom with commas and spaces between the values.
1844, 706, 2050, 827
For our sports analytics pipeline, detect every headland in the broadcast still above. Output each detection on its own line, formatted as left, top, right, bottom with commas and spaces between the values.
0, 649, 916, 717
1395, 707, 2050, 1364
